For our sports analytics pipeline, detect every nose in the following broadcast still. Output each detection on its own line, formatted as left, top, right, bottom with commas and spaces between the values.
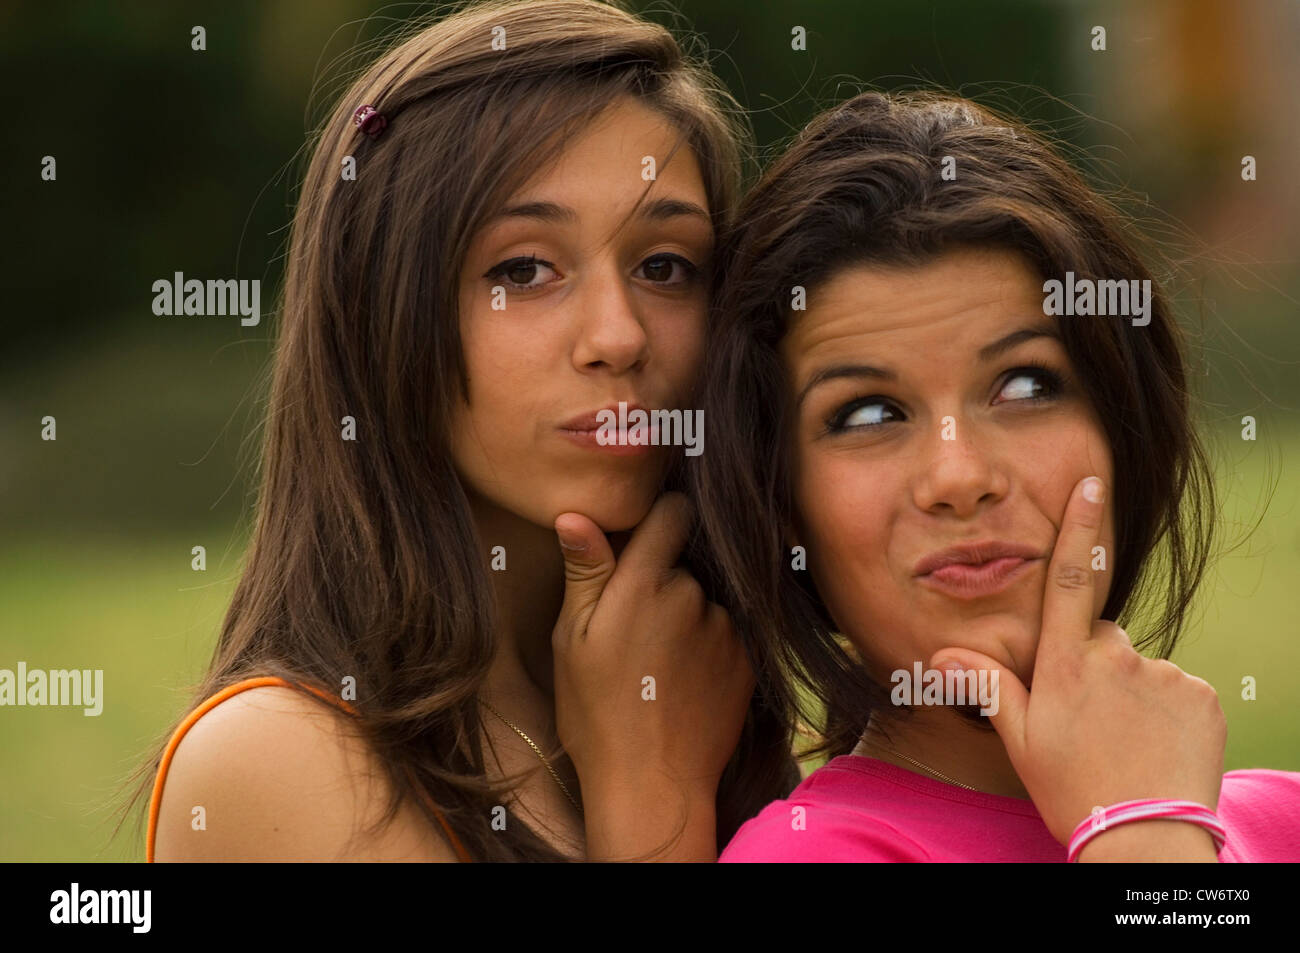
571, 257, 649, 374
911, 417, 1009, 518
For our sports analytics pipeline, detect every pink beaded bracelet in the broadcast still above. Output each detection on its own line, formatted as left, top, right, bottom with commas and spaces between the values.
1067, 799, 1226, 862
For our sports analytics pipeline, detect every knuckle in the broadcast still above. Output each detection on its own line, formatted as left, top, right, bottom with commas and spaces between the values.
563, 563, 597, 585
661, 492, 693, 529
657, 567, 700, 604
661, 489, 688, 508
645, 565, 677, 596
1116, 647, 1142, 673
1091, 620, 1126, 642
1095, 639, 1140, 672
708, 602, 737, 637
1149, 658, 1184, 679
1052, 563, 1092, 591
675, 569, 702, 599
1073, 506, 1103, 531
1188, 674, 1222, 704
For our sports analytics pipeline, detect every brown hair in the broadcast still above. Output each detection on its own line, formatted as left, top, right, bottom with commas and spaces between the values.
689, 89, 1217, 762
118, 0, 797, 861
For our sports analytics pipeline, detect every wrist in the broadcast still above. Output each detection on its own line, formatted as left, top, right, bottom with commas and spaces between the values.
581, 759, 720, 803
1076, 818, 1220, 862
581, 771, 719, 862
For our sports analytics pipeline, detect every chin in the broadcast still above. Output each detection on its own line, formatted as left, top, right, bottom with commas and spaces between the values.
925, 614, 1038, 674
544, 488, 660, 534
585, 499, 658, 533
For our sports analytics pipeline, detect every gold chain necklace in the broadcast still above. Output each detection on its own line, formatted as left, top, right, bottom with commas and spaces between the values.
478, 698, 583, 814
871, 741, 978, 791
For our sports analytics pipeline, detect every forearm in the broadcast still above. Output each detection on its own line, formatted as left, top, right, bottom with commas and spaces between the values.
1076, 819, 1220, 862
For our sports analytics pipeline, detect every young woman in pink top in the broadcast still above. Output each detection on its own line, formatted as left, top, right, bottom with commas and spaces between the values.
692, 90, 1300, 862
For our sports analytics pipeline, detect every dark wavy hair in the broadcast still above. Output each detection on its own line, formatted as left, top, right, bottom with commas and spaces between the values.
115, 0, 798, 861
689, 89, 1217, 763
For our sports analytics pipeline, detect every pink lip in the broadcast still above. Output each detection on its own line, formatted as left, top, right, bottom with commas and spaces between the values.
913, 541, 1043, 599
558, 428, 658, 455
558, 403, 649, 432
558, 403, 658, 455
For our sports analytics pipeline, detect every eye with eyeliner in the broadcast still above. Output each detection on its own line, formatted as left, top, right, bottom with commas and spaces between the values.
482, 252, 701, 293
820, 362, 1069, 435
483, 253, 557, 292
823, 394, 905, 435
992, 361, 1069, 405
638, 252, 702, 286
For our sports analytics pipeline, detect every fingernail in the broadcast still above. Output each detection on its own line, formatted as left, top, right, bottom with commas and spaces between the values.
556, 529, 587, 553
935, 658, 965, 674
1082, 477, 1105, 504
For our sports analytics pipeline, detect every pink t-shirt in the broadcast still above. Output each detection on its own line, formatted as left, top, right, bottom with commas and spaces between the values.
719, 755, 1300, 862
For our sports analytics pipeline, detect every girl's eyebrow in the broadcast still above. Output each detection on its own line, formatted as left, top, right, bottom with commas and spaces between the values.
978, 324, 1059, 361
488, 197, 711, 226
795, 323, 1061, 409
796, 363, 896, 409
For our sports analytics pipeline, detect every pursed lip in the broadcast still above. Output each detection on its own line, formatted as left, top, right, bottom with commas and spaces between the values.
558, 402, 651, 433
913, 540, 1044, 577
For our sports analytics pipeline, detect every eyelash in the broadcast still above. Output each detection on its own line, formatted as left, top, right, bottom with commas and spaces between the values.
483, 253, 701, 292
824, 362, 1069, 434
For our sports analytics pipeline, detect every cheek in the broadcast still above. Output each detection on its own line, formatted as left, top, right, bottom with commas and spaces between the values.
795, 447, 896, 616
1019, 411, 1113, 505
1088, 429, 1117, 612
450, 320, 550, 476
1024, 413, 1117, 613
457, 346, 520, 440
649, 308, 706, 395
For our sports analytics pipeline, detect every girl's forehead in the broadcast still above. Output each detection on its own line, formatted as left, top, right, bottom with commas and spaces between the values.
782, 249, 1049, 361
520, 98, 705, 191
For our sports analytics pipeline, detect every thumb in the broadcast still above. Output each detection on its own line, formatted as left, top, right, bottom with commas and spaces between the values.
927, 648, 1029, 761
553, 512, 617, 642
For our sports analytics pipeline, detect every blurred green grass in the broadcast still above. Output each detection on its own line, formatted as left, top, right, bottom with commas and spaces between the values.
1, 436, 1298, 861
0, 527, 249, 861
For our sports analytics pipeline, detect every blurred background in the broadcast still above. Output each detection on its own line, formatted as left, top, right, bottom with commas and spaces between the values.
2, 0, 1297, 861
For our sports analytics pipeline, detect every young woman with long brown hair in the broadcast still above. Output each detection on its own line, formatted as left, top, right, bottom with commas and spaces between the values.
692, 90, 1300, 862
121, 0, 796, 863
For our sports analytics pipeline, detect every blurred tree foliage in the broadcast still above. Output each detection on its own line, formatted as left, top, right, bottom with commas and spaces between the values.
1, 0, 1292, 535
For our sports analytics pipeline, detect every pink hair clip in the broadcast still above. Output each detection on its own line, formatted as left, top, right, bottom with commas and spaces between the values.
352, 104, 388, 139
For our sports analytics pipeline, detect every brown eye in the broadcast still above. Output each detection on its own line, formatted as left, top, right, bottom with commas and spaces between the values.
506, 262, 538, 285
485, 255, 559, 292
638, 254, 698, 285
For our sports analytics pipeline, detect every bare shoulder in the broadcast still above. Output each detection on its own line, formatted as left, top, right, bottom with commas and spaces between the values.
153, 685, 460, 861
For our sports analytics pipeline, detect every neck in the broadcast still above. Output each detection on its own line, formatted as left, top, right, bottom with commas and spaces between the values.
467, 491, 566, 714
465, 491, 586, 846
854, 707, 1031, 800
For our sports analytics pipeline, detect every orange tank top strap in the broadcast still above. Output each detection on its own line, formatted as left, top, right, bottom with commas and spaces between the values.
146, 675, 472, 862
